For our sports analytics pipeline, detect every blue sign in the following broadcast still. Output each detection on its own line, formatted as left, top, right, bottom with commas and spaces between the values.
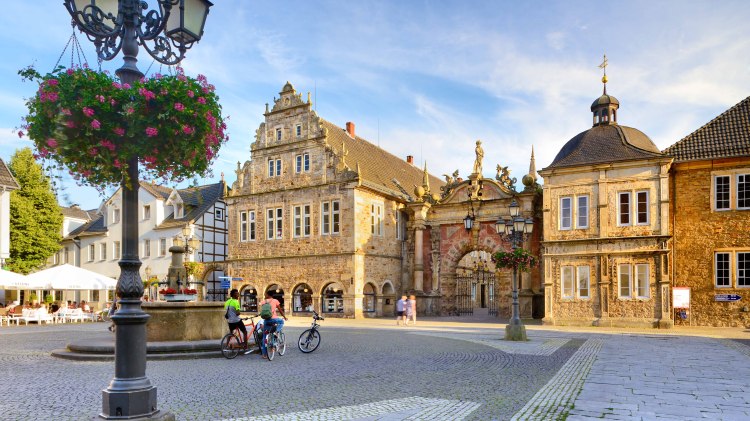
218, 276, 231, 289
715, 294, 741, 302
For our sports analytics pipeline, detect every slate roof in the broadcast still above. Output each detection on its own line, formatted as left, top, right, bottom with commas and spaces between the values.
663, 95, 750, 162
544, 124, 664, 170
320, 119, 443, 198
64, 181, 225, 239
0, 158, 19, 190
60, 206, 93, 221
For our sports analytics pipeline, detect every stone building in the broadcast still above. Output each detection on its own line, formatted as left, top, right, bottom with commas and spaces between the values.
227, 82, 543, 319
226, 82, 441, 318
538, 77, 674, 328
663, 95, 750, 327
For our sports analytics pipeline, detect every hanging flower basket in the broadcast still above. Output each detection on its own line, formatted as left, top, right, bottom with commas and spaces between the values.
492, 248, 538, 273
18, 65, 227, 190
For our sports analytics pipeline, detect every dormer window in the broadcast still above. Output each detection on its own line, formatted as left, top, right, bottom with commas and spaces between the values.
175, 204, 184, 219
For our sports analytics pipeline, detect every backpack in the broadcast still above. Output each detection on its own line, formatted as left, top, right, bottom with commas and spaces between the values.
260, 301, 273, 320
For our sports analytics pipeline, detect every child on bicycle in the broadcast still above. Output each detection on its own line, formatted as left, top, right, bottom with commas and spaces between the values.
258, 290, 287, 359
225, 289, 250, 354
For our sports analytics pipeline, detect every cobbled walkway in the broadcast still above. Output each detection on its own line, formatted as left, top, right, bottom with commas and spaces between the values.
1, 320, 748, 420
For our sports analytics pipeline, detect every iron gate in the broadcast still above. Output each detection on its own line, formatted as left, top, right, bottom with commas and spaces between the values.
455, 269, 498, 316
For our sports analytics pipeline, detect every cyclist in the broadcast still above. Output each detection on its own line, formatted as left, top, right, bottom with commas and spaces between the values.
259, 290, 287, 359
224, 289, 251, 354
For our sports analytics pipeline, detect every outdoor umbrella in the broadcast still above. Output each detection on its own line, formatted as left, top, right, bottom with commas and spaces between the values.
26, 264, 116, 290
0, 269, 50, 290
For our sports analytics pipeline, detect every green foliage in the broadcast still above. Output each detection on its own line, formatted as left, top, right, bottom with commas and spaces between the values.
18, 66, 227, 190
184, 261, 204, 278
492, 248, 538, 273
44, 294, 53, 304
7, 148, 63, 274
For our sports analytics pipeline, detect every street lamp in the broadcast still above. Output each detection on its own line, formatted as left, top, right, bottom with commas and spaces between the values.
63, 1, 212, 419
175, 225, 201, 257
495, 200, 534, 341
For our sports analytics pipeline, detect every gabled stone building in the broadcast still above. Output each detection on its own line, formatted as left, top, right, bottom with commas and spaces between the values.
664, 95, 750, 327
226, 82, 442, 317
538, 78, 674, 328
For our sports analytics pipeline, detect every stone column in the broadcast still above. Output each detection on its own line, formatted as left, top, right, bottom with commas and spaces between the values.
414, 225, 424, 292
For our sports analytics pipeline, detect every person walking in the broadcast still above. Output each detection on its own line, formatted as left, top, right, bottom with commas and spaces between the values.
395, 295, 406, 326
407, 295, 417, 325
404, 296, 413, 326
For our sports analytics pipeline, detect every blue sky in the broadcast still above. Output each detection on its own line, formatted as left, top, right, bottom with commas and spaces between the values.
2, 1, 749, 209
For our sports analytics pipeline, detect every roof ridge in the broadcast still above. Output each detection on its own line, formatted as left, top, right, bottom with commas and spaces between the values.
664, 95, 750, 154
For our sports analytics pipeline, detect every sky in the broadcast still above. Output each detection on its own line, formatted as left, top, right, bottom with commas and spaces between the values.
1, 1, 749, 210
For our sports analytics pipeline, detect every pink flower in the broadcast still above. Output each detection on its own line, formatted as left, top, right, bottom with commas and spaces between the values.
83, 107, 94, 117
66, 120, 76, 128
114, 159, 122, 168
126, 107, 135, 115
100, 140, 116, 151
46, 138, 58, 148
110, 98, 116, 106
47, 79, 58, 86
61, 108, 71, 116
96, 95, 105, 103
113, 127, 125, 136
67, 69, 74, 75
198, 97, 206, 104
182, 125, 194, 135
46, 92, 58, 102
89, 148, 99, 156
17, 131, 24, 138
174, 102, 184, 111
145, 127, 158, 137
112, 82, 122, 89
91, 119, 101, 129
187, 90, 195, 98
123, 83, 131, 89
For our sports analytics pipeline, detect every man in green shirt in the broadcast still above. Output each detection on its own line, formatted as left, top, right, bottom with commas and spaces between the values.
224, 289, 249, 353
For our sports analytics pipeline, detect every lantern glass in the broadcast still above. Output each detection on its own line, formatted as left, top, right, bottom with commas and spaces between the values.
495, 218, 504, 234
504, 220, 512, 235
509, 200, 520, 217
514, 216, 525, 233
163, 0, 212, 44
464, 214, 473, 230
181, 226, 191, 237
188, 237, 200, 250
524, 218, 534, 234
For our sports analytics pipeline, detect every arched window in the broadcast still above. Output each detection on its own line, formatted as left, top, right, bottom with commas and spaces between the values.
265, 284, 285, 310
602, 109, 608, 122
240, 286, 258, 312
292, 283, 313, 313
363, 283, 376, 313
322, 282, 344, 313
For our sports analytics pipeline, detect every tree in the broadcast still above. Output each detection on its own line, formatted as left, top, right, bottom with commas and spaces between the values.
7, 148, 63, 274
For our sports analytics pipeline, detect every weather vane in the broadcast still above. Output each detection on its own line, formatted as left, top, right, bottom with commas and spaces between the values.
598, 54, 609, 92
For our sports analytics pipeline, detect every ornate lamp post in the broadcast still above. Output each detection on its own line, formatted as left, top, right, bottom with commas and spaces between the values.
174, 225, 201, 258
495, 200, 534, 341
63, 1, 212, 419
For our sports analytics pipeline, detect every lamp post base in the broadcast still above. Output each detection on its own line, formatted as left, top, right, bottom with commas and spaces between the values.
504, 324, 528, 341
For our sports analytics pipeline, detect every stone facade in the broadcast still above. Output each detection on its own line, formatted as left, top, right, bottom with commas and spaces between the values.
226, 82, 432, 318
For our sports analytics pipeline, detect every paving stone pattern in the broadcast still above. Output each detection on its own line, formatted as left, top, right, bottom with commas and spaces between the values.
0, 323, 578, 421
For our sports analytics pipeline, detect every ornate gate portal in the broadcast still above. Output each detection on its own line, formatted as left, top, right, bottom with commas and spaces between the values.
455, 263, 498, 316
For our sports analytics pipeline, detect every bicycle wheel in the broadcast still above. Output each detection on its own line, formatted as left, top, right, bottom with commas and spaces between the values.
297, 328, 321, 353
266, 334, 276, 361
220, 333, 240, 359
277, 332, 286, 356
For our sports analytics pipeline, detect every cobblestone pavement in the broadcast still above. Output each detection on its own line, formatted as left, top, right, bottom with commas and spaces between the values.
0, 321, 578, 421
1, 320, 748, 421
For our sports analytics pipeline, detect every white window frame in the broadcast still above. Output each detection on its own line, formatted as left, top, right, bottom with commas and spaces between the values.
561, 266, 574, 299
371, 204, 383, 236
321, 200, 340, 235
293, 205, 311, 238
113, 208, 121, 224
618, 192, 631, 226
636, 190, 649, 225
576, 195, 589, 229
268, 159, 274, 177
240, 211, 248, 242
143, 205, 151, 220
100, 242, 107, 260
143, 239, 151, 258
738, 174, 750, 210
88, 244, 95, 262
635, 264, 650, 298
577, 266, 590, 298
295, 153, 310, 173
296, 124, 302, 137
715, 252, 731, 288
715, 175, 731, 211
159, 238, 167, 257
618, 264, 632, 298
215, 208, 224, 220
560, 197, 572, 230
332, 201, 340, 234
113, 241, 121, 260
267, 207, 283, 240
249, 210, 256, 240
738, 252, 750, 288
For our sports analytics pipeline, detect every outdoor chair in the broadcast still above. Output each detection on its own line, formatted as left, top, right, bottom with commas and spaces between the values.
53, 308, 68, 324
13, 309, 34, 325
0, 308, 10, 327
35, 308, 54, 325
66, 308, 86, 323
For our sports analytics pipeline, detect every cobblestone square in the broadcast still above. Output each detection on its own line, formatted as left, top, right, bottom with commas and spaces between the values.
1, 318, 749, 420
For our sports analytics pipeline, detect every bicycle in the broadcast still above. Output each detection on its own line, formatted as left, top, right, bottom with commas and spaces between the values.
297, 310, 324, 353
262, 320, 286, 361
220, 316, 260, 359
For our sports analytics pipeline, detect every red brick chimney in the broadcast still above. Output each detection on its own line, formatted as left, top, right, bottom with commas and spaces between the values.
346, 121, 356, 138
406, 155, 414, 164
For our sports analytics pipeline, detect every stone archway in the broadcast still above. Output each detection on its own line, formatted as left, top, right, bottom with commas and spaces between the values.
454, 250, 498, 316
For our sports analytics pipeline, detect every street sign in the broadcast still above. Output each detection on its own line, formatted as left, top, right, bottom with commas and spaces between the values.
715, 294, 741, 302
673, 287, 691, 308
218, 276, 231, 289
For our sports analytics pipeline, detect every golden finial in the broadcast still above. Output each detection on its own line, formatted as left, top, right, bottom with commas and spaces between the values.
598, 54, 609, 92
